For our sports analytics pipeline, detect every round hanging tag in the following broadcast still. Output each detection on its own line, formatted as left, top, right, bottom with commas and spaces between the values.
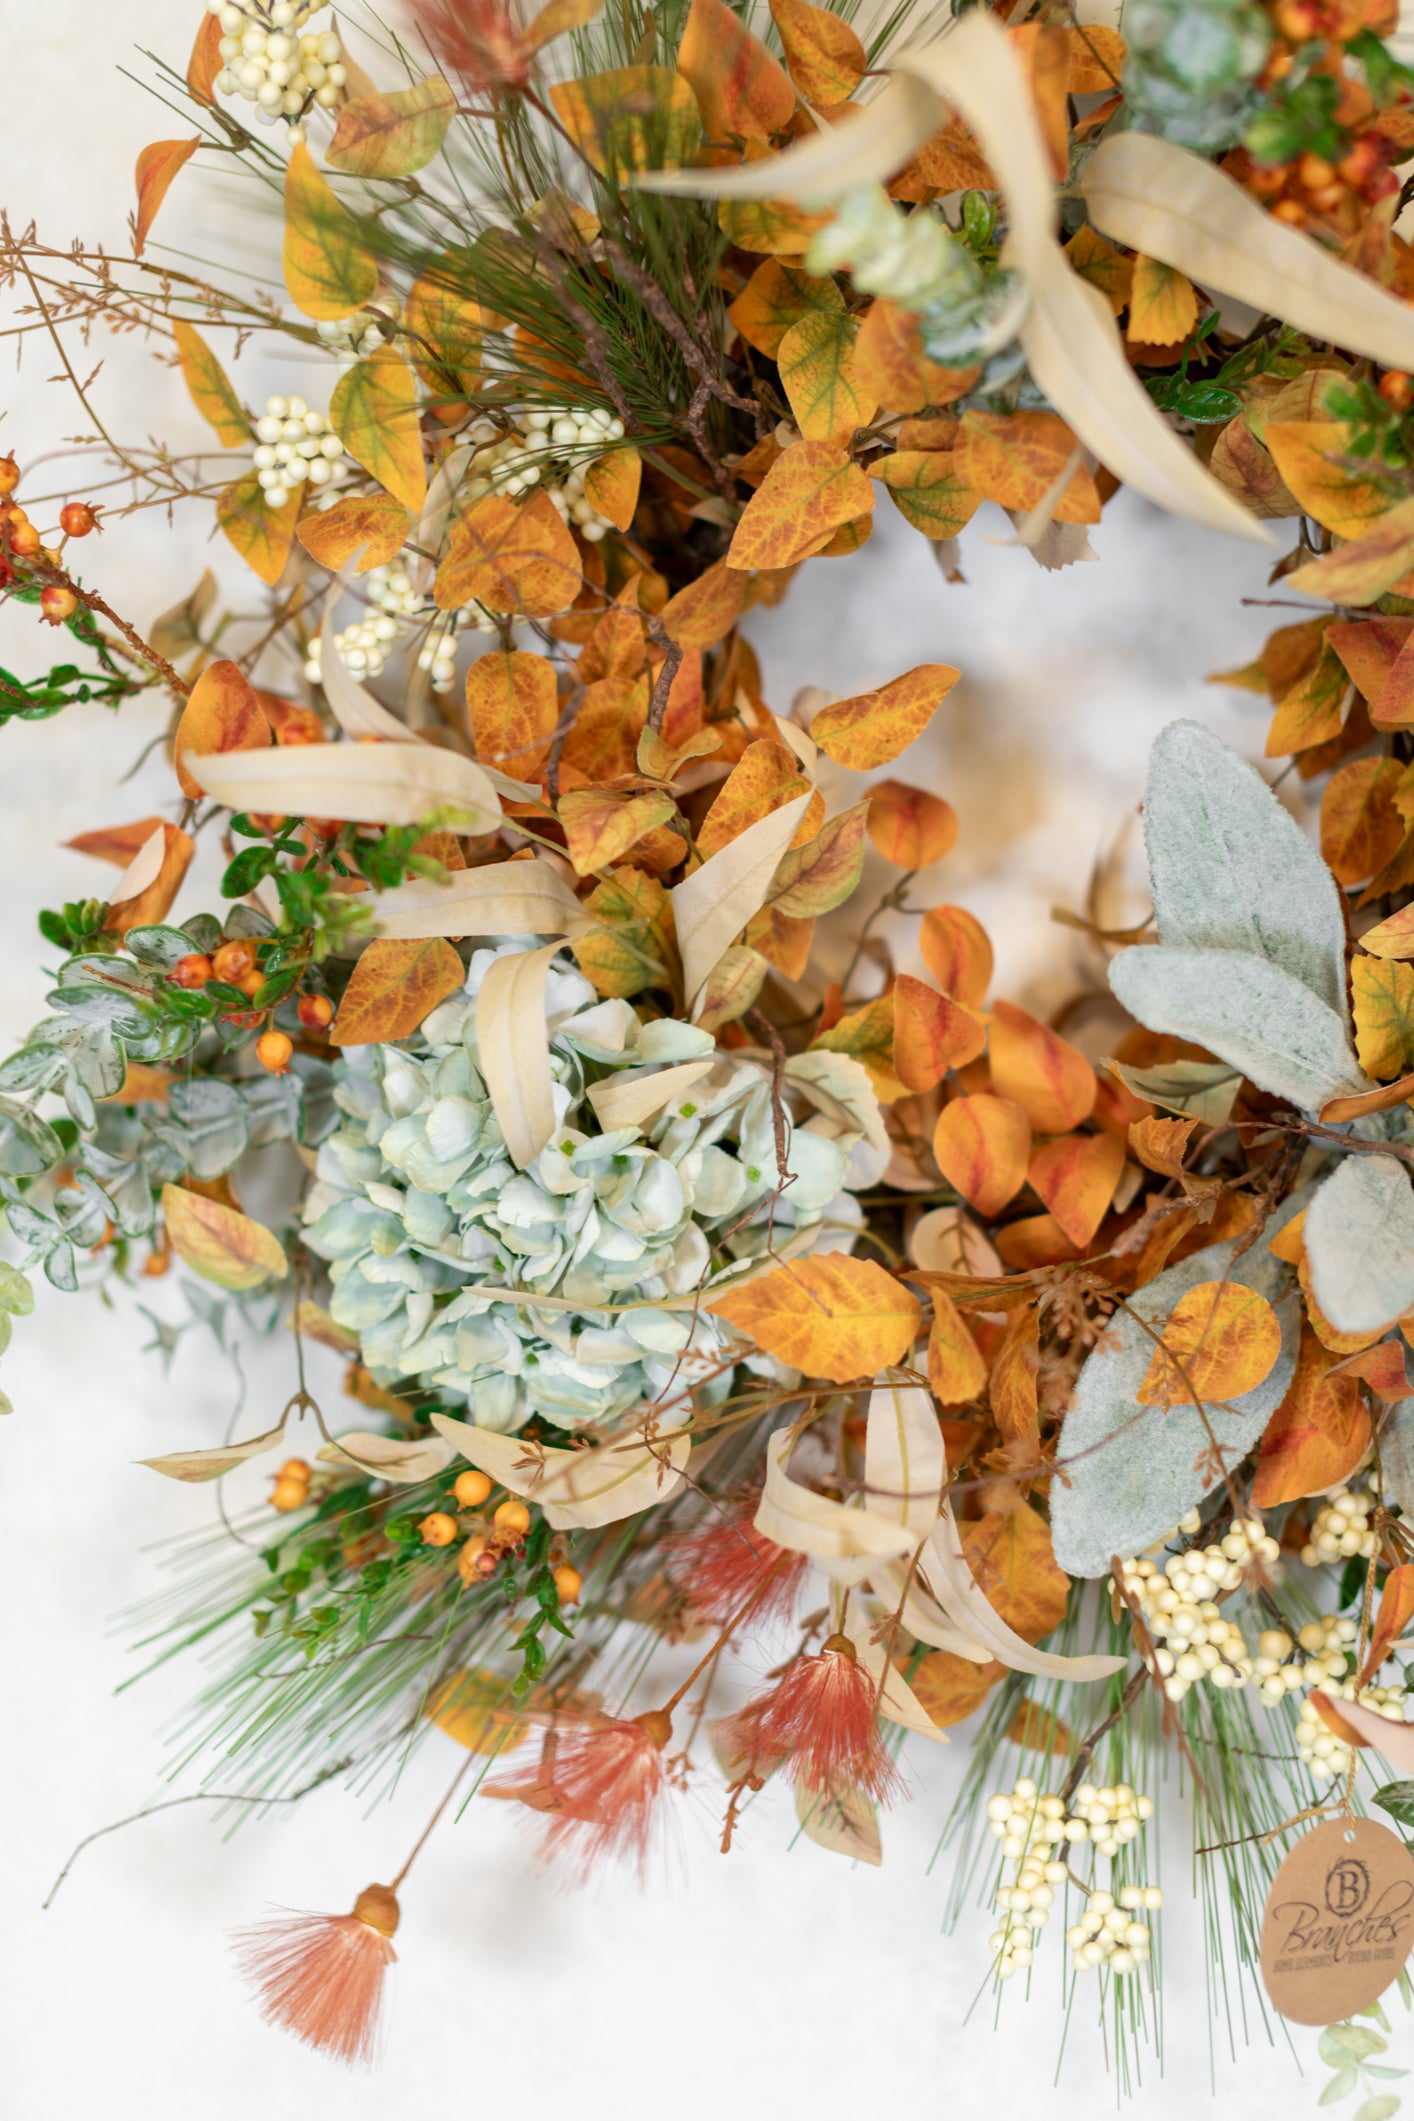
1260, 1816, 1414, 2024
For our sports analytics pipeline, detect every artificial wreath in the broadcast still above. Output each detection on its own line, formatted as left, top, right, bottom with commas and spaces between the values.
8, 0, 1414, 2098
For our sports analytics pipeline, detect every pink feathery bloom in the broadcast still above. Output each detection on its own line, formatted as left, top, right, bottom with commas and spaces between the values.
408, 0, 532, 93
719, 1634, 904, 1804
487, 1710, 675, 1879
232, 1883, 400, 2069
667, 1502, 807, 1628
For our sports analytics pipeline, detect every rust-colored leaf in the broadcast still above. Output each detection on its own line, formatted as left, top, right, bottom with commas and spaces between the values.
173, 659, 271, 800
187, 11, 223, 101
678, 0, 795, 140
932, 1094, 1031, 1218
961, 1501, 1069, 1644
919, 904, 992, 1007
726, 440, 874, 571
104, 824, 194, 937
955, 410, 1100, 523
1361, 1563, 1414, 1683
329, 937, 466, 1044
1331, 1338, 1412, 1403
907, 1650, 1002, 1727
1128, 1113, 1197, 1176
1252, 1325, 1370, 1508
1026, 1131, 1125, 1248
988, 1000, 1096, 1133
1137, 1280, 1282, 1406
133, 138, 198, 256
296, 492, 410, 575
1359, 903, 1414, 960
706, 1253, 921, 1383
810, 663, 960, 772
867, 780, 957, 870
893, 974, 986, 1093
436, 491, 582, 616
466, 651, 560, 781
67, 817, 168, 868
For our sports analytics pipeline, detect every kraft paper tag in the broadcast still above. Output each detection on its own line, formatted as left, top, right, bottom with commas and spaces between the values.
1260, 1816, 1414, 2024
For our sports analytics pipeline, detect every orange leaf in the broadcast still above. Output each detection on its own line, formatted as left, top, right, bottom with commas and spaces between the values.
405, 260, 485, 401
932, 1094, 1031, 1217
660, 558, 747, 649
705, 1252, 921, 1383
104, 824, 194, 937
296, 492, 410, 575
867, 780, 957, 870
173, 659, 272, 800
698, 739, 811, 857
1252, 1325, 1370, 1507
1128, 1113, 1196, 1176
583, 448, 642, 531
170, 320, 249, 448
560, 676, 650, 782
810, 663, 960, 772
216, 472, 301, 588
1137, 1280, 1283, 1406
990, 1305, 1040, 1448
133, 139, 199, 256
728, 258, 844, 359
187, 12, 224, 101
770, 0, 865, 103
1359, 903, 1414, 960
1126, 254, 1199, 347
1004, 1699, 1074, 1753
558, 788, 675, 874
1361, 1562, 1414, 1682
1026, 1131, 1125, 1248
1067, 23, 1125, 91
677, 0, 795, 141
550, 64, 702, 173
726, 440, 874, 571
927, 1289, 988, 1404
1321, 755, 1405, 885
466, 651, 560, 781
893, 974, 986, 1092
67, 817, 168, 868
908, 1650, 1002, 1726
812, 994, 903, 1101
1331, 1338, 1412, 1402
961, 1501, 1069, 1644
435, 491, 582, 616
329, 937, 466, 1044
919, 904, 992, 1007
954, 410, 1100, 523
989, 1000, 1095, 1133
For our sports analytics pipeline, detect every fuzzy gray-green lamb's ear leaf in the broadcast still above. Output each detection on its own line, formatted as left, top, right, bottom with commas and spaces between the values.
1380, 1398, 1414, 1517
1305, 1152, 1414, 1335
1143, 720, 1347, 1016
1110, 945, 1364, 1112
1050, 1231, 1301, 1577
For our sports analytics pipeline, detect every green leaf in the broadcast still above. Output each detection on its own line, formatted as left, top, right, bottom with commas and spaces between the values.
1354, 2098, 1401, 2121
0, 1261, 34, 1315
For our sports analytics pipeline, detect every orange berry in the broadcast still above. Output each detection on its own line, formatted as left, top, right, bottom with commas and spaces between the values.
1339, 137, 1382, 188
59, 501, 98, 537
457, 1535, 497, 1586
453, 1468, 493, 1509
270, 1476, 309, 1512
277, 1458, 312, 1482
419, 1510, 459, 1548
171, 952, 214, 989
493, 1497, 532, 1539
256, 1029, 294, 1074
0, 456, 18, 496
8, 522, 41, 557
239, 968, 267, 999
552, 1564, 583, 1606
142, 1242, 172, 1278
1380, 371, 1413, 411
1297, 152, 1335, 192
212, 939, 256, 983
39, 585, 77, 624
304, 817, 344, 840
297, 992, 334, 1030
275, 707, 325, 745
1271, 198, 1308, 227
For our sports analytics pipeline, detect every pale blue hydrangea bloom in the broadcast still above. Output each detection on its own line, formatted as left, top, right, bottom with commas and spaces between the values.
303, 943, 877, 1436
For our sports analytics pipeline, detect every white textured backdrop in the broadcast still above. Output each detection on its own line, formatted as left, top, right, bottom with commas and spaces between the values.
0, 7, 1354, 2115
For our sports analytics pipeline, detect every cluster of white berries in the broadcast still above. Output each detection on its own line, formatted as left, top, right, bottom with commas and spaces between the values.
1113, 1517, 1280, 1702
1296, 1679, 1407, 1781
463, 406, 627, 542
251, 393, 347, 509
208, 1, 346, 148
984, 1777, 1160, 1983
1301, 1484, 1379, 1568
315, 305, 397, 361
1065, 1884, 1163, 1977
1251, 1618, 1357, 1707
302, 558, 495, 695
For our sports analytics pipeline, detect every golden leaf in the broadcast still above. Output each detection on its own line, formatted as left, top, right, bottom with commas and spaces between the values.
550, 64, 702, 173
582, 446, 642, 531
1353, 954, 1414, 1080
295, 491, 410, 575
466, 650, 559, 781
988, 998, 1095, 1132
326, 77, 457, 178
698, 738, 812, 857
1321, 755, 1405, 886
405, 260, 484, 401
1137, 1280, 1282, 1405
707, 1253, 921, 1382
961, 1502, 1069, 1645
770, 0, 865, 104
726, 438, 874, 570
1126, 253, 1198, 346
1251, 1325, 1369, 1507
133, 138, 198, 256
215, 473, 301, 588
776, 310, 876, 445
874, 450, 981, 540
728, 258, 844, 359
171, 320, 248, 448
810, 662, 960, 771
955, 409, 1100, 523
1026, 1130, 1124, 1248
329, 937, 465, 1045
330, 347, 427, 513
173, 659, 271, 800
659, 558, 747, 648
282, 141, 378, 319
558, 788, 676, 875
932, 1094, 1031, 1217
161, 1183, 287, 1291
435, 491, 581, 615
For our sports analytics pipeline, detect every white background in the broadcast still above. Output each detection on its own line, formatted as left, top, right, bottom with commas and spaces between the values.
0, 6, 1360, 2115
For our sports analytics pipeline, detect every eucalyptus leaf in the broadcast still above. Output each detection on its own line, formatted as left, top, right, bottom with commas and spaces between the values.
1142, 720, 1348, 1014
241, 1071, 304, 1149
1373, 1781, 1414, 1830
1354, 2097, 1401, 2121
1322, 2025, 1389, 2063
1110, 946, 1365, 1111
125, 924, 199, 970
1321, 2069, 1358, 2106
1109, 1056, 1242, 1124
0, 1096, 64, 1177
149, 1079, 250, 1180
44, 1242, 78, 1293
1050, 1229, 1301, 1576
1306, 1154, 1414, 1334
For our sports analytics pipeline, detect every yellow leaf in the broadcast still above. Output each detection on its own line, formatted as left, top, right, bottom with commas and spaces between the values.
329, 936, 465, 1044
282, 140, 378, 320
1265, 633, 1349, 758
718, 193, 828, 255
660, 557, 747, 648
728, 258, 843, 359
426, 1670, 530, 1757
295, 491, 410, 575
466, 650, 559, 781
1064, 225, 1133, 316
1126, 253, 1198, 346
215, 472, 301, 587
1285, 494, 1414, 608
932, 1094, 1030, 1217
1128, 1114, 1196, 1177
1321, 755, 1405, 886
770, 0, 865, 104
955, 409, 1100, 522
1353, 954, 1414, 1080
814, 993, 904, 1100
1264, 420, 1396, 540
161, 1183, 288, 1291
550, 65, 702, 173
329, 347, 427, 513
171, 319, 249, 448
727, 437, 873, 570
874, 450, 980, 540
698, 738, 812, 856
776, 310, 876, 445
524, 0, 604, 52
133, 138, 198, 256
573, 867, 678, 999
927, 1289, 988, 1404
582, 446, 641, 531
326, 77, 457, 178
810, 662, 960, 770
436, 491, 582, 616
557, 788, 676, 874
1137, 1280, 1282, 1405
706, 1253, 921, 1382
677, 0, 795, 141
173, 659, 271, 800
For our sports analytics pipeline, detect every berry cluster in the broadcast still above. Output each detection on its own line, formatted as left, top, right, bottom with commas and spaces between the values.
1300, 1482, 1378, 1567
251, 392, 348, 508
208, 0, 347, 148
412, 1470, 581, 1604
985, 1777, 1159, 1982
1252, 1616, 1357, 1706
1297, 1678, 1407, 1780
463, 404, 628, 541
1065, 1883, 1163, 1978
1113, 1517, 1279, 1701
301, 557, 496, 695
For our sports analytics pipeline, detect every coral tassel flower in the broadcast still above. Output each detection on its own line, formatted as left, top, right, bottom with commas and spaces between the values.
721, 1634, 903, 1805
489, 1710, 675, 1879
667, 1502, 807, 1627
410, 0, 532, 92
232, 1882, 400, 2068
